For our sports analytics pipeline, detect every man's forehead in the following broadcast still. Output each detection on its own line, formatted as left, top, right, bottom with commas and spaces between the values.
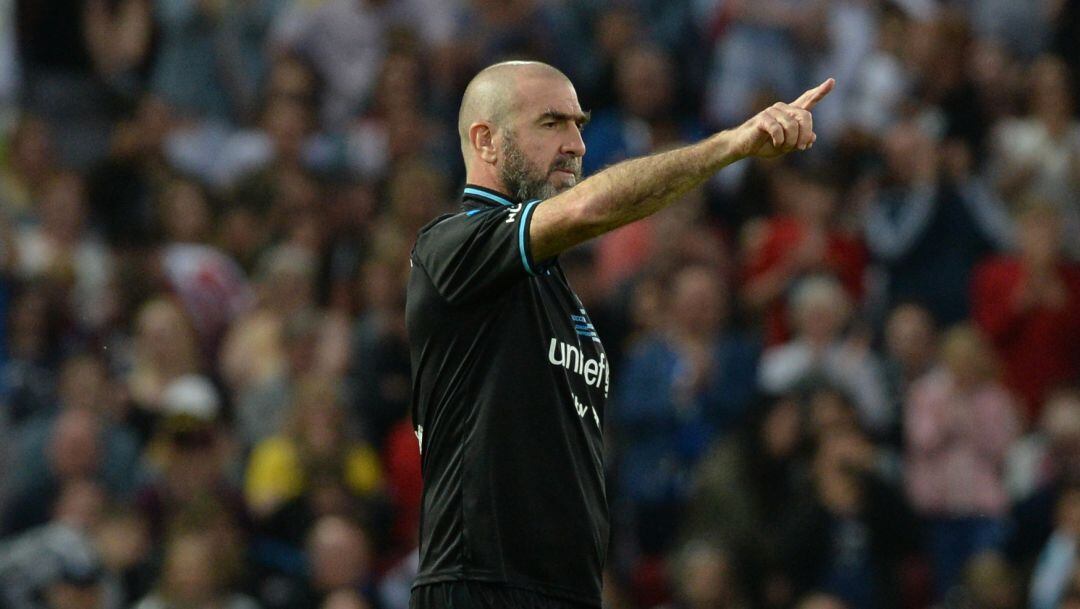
512, 74, 583, 116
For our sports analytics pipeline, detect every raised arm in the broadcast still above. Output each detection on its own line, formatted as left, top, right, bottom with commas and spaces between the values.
529, 79, 835, 261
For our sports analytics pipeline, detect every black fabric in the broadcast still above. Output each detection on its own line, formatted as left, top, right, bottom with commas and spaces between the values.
410, 581, 597, 609
407, 185, 610, 607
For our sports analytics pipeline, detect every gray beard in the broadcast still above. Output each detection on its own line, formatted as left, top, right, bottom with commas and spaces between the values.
499, 133, 576, 201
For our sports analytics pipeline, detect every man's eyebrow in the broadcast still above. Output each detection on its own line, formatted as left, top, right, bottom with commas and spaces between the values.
539, 109, 592, 126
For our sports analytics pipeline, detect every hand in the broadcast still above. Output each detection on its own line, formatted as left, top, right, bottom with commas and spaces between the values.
729, 78, 835, 159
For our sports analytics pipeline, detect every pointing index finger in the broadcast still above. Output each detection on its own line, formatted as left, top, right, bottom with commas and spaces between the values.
791, 78, 835, 111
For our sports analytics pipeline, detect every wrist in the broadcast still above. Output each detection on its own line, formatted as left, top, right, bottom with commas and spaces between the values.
707, 130, 745, 168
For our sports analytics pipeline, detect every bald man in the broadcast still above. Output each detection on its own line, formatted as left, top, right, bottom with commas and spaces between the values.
407, 61, 833, 609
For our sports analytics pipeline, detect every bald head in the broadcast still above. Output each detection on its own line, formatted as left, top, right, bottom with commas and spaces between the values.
458, 61, 570, 153
457, 61, 587, 200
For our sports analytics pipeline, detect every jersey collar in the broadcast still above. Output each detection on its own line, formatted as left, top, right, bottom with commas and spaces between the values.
462, 184, 519, 209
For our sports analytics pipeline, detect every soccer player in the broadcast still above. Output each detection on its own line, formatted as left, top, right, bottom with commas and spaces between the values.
407, 61, 833, 609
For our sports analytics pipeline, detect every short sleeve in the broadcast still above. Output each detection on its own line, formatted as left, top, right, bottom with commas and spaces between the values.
412, 200, 548, 304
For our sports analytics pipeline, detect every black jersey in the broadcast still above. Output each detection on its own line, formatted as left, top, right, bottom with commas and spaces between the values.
406, 185, 610, 607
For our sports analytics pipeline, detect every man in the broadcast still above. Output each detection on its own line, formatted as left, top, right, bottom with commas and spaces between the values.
407, 60, 832, 609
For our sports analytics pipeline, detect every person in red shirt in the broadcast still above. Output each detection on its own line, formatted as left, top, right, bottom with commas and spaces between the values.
972, 203, 1080, 422
741, 167, 867, 346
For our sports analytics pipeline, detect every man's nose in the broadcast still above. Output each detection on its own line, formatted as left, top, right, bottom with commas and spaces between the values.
562, 128, 586, 158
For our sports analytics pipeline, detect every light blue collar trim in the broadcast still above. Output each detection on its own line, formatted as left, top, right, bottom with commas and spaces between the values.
463, 187, 514, 207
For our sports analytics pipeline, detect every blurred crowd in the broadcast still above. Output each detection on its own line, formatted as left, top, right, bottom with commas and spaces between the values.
1, 1, 1080, 609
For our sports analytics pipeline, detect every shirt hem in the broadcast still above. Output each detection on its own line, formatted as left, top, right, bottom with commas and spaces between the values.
411, 572, 601, 608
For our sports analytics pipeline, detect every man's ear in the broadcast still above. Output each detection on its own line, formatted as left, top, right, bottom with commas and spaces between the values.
470, 122, 498, 164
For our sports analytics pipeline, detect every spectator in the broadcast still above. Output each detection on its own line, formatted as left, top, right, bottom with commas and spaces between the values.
904, 324, 1021, 597
613, 265, 758, 553
759, 275, 890, 436
863, 120, 1012, 326
1031, 486, 1080, 609
778, 427, 917, 609
131, 527, 258, 609
244, 375, 383, 543
4, 356, 140, 534
14, 170, 116, 333
582, 43, 704, 177
880, 303, 938, 446
972, 204, 1080, 420
125, 298, 202, 433
0, 115, 55, 220
305, 515, 377, 607
134, 375, 248, 545
653, 540, 746, 609
684, 394, 806, 609
152, 0, 286, 122
989, 55, 1080, 257
741, 167, 867, 346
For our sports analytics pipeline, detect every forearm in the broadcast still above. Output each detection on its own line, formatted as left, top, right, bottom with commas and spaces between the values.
531, 132, 739, 260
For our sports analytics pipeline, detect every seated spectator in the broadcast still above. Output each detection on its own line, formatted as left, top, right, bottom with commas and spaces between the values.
989, 56, 1080, 257
880, 303, 939, 447
613, 265, 759, 554
125, 298, 203, 441
863, 121, 1012, 326
956, 552, 1021, 609
759, 275, 891, 436
1007, 390, 1080, 503
1030, 485, 1080, 609
583, 44, 704, 177
972, 204, 1080, 421
0, 479, 117, 609
904, 324, 1021, 598
244, 375, 383, 543
4, 356, 140, 534
0, 115, 55, 221
778, 427, 918, 609
2, 285, 62, 426
684, 394, 806, 608
14, 171, 115, 333
151, 0, 284, 122
131, 527, 257, 609
135, 375, 248, 546
652, 540, 746, 609
741, 167, 866, 346
305, 516, 377, 607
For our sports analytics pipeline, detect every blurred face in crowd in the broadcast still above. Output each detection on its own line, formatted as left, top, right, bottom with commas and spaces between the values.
670, 266, 727, 338
1042, 392, 1080, 477
885, 303, 936, 373
676, 544, 735, 609
963, 552, 1020, 609
49, 408, 103, 480
616, 45, 674, 121
388, 161, 448, 231
1030, 55, 1074, 124
762, 396, 802, 460
1016, 205, 1063, 267
322, 589, 371, 609
40, 172, 88, 244
791, 276, 850, 345
941, 324, 997, 387
882, 123, 937, 185
163, 533, 224, 606
11, 116, 54, 178
307, 517, 372, 592
807, 388, 860, 441
44, 581, 103, 609
135, 299, 199, 376
460, 63, 587, 201
58, 355, 109, 413
161, 180, 212, 244
54, 479, 107, 531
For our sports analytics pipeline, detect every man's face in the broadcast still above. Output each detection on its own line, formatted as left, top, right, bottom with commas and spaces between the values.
497, 76, 588, 201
